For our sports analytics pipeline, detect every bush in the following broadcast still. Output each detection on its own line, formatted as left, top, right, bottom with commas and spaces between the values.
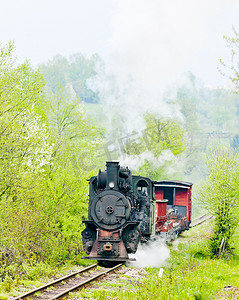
196, 147, 239, 257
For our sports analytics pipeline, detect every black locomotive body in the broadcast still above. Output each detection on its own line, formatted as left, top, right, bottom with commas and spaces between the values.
82, 161, 155, 262
82, 161, 192, 263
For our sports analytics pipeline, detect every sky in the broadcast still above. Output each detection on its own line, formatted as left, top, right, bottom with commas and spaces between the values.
0, 0, 113, 64
1, 0, 239, 87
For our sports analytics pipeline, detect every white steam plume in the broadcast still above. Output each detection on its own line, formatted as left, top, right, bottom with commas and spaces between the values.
88, 0, 239, 170
128, 239, 170, 268
90, 0, 239, 137
119, 149, 175, 171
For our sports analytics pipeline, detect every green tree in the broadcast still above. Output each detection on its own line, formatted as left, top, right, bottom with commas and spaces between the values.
0, 41, 48, 203
176, 72, 239, 181
196, 147, 239, 257
124, 113, 185, 180
144, 113, 185, 156
176, 76, 202, 180
40, 53, 103, 103
0, 42, 54, 274
40, 86, 104, 262
219, 26, 239, 90
0, 43, 104, 278
231, 134, 239, 150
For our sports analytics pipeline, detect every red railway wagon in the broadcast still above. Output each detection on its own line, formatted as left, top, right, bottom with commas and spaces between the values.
154, 180, 193, 240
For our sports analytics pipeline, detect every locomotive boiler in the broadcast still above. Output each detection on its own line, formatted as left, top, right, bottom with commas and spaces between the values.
81, 161, 155, 263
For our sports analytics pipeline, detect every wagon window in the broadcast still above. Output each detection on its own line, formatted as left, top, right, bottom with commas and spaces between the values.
163, 187, 174, 206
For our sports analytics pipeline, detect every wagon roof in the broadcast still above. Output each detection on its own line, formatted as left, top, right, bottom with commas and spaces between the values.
153, 180, 193, 188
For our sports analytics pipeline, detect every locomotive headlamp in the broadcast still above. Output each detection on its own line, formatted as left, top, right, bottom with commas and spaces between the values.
109, 182, 115, 189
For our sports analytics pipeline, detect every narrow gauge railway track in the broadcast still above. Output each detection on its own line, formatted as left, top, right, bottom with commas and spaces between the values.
190, 213, 213, 227
12, 263, 122, 300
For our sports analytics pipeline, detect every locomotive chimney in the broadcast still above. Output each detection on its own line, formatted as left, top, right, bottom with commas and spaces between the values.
106, 161, 119, 190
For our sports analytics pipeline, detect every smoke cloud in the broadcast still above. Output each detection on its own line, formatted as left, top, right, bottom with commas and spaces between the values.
128, 239, 170, 268
90, 0, 239, 133
88, 0, 239, 170
119, 149, 175, 171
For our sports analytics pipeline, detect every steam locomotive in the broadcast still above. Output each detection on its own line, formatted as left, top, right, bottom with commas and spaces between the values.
82, 161, 192, 263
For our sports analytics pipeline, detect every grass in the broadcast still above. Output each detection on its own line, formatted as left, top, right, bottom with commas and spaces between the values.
73, 219, 239, 300
0, 255, 96, 299
1, 220, 238, 299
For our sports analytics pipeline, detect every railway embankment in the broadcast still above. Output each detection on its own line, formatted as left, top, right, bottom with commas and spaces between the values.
73, 217, 239, 299
4, 217, 239, 299
10, 263, 123, 300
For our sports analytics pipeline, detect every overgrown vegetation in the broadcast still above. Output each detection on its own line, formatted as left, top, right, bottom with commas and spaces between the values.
39, 53, 102, 103
120, 112, 186, 180
1, 26, 239, 297
72, 220, 239, 300
196, 148, 239, 258
219, 26, 239, 91
0, 42, 103, 289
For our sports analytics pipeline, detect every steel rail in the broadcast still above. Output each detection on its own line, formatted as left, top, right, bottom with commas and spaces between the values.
191, 214, 213, 227
12, 263, 97, 300
48, 263, 123, 300
191, 213, 207, 222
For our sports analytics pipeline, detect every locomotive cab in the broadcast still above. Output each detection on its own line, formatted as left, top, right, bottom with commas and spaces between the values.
132, 177, 156, 240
